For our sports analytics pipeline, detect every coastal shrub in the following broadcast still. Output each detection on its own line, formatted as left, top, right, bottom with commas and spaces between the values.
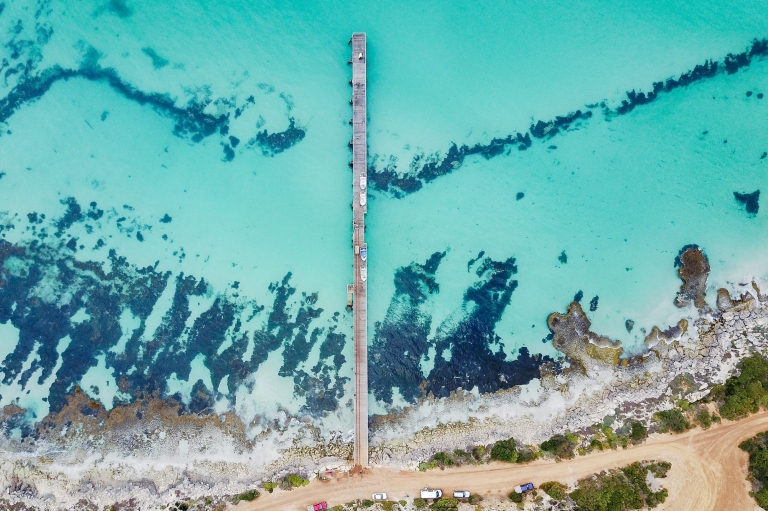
516, 446, 537, 463
471, 445, 487, 460
569, 461, 670, 511
630, 421, 648, 441
695, 408, 713, 429
648, 461, 671, 478
739, 430, 768, 509
539, 481, 567, 501
715, 354, 768, 420
431, 497, 459, 510
468, 494, 482, 504
453, 448, 472, 461
362, 499, 374, 507
262, 482, 278, 493
413, 498, 428, 509
286, 473, 309, 488
490, 438, 519, 462
589, 438, 604, 451
508, 491, 523, 503
432, 451, 453, 466
232, 489, 259, 503
540, 434, 577, 459
654, 409, 690, 433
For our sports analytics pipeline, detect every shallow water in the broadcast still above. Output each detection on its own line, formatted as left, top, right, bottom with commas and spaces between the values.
0, 0, 767, 429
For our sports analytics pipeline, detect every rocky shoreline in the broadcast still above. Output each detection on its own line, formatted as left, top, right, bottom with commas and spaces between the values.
1, 250, 767, 510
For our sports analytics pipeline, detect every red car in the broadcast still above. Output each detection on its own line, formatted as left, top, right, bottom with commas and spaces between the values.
307, 502, 327, 511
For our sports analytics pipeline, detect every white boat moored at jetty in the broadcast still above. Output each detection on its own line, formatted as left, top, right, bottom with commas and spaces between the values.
360, 266, 367, 281
360, 246, 367, 261
360, 192, 366, 206
360, 176, 367, 189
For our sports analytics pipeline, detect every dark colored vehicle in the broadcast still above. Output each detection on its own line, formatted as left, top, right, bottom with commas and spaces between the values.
513, 483, 534, 493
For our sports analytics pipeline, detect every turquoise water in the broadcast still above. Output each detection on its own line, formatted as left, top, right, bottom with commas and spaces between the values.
0, 0, 767, 430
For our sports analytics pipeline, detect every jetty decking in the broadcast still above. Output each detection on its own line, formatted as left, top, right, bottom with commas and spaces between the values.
350, 32, 368, 468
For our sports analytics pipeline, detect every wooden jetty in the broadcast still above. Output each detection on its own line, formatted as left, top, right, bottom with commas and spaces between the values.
349, 32, 368, 468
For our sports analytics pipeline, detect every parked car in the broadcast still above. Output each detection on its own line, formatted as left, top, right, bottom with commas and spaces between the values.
420, 487, 443, 499
513, 483, 535, 493
307, 502, 327, 511
372, 492, 387, 500
453, 490, 470, 498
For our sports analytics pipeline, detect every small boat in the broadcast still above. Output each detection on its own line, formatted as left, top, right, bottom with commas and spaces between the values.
360, 247, 367, 261
360, 266, 367, 281
360, 176, 367, 190
360, 192, 366, 206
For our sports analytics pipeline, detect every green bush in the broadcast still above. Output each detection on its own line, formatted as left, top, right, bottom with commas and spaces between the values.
362, 499, 374, 507
286, 474, 309, 488
630, 421, 648, 441
715, 354, 768, 420
232, 490, 259, 503
539, 481, 567, 501
540, 434, 577, 459
472, 445, 487, 460
413, 498, 428, 509
263, 482, 277, 493
569, 461, 670, 511
490, 438, 519, 462
654, 409, 690, 433
431, 497, 459, 510
468, 494, 482, 504
739, 431, 768, 509
508, 491, 523, 503
516, 446, 537, 463
695, 408, 712, 429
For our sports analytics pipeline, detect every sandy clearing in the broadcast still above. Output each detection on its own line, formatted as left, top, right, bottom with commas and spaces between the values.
241, 411, 768, 511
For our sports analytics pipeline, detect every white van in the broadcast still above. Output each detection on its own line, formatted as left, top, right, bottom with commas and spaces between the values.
453, 490, 470, 498
420, 487, 442, 499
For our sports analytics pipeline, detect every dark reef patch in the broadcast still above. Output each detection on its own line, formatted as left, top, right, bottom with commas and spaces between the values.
0, 208, 348, 420
734, 190, 760, 215
140, 47, 169, 69
369, 252, 446, 404
252, 118, 305, 157
466, 250, 485, 273
366, 37, 768, 198
370, 252, 552, 404
558, 251, 567, 264
589, 296, 599, 312
0, 64, 228, 143
516, 192, 525, 201
573, 290, 583, 303
625, 319, 634, 333
674, 246, 710, 309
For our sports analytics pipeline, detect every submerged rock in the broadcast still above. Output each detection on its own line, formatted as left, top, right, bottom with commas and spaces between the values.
547, 302, 623, 371
716, 288, 755, 311
674, 247, 710, 308
734, 190, 760, 215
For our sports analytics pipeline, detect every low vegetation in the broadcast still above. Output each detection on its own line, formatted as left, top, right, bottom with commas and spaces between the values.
740, 430, 768, 508
540, 433, 578, 459
710, 353, 768, 420
538, 461, 670, 511
231, 489, 260, 504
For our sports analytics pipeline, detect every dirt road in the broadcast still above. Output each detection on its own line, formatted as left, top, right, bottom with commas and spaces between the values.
242, 411, 768, 511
